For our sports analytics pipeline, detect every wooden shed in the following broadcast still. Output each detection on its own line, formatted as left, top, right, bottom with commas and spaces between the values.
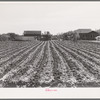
23, 31, 41, 40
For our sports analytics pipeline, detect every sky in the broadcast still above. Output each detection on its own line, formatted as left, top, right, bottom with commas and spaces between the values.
0, 2, 100, 35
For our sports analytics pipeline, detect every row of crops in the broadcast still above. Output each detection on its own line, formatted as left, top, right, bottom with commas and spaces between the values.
0, 40, 100, 87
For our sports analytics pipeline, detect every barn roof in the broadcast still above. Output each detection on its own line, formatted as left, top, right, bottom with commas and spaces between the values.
79, 31, 98, 34
75, 29, 92, 34
23, 31, 41, 36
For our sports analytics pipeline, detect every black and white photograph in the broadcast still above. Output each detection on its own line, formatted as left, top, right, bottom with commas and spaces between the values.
0, 1, 100, 89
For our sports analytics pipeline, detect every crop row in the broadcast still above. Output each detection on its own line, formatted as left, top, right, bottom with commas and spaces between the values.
0, 40, 100, 87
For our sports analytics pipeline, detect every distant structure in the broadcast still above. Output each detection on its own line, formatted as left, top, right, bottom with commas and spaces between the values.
62, 29, 99, 41
74, 29, 99, 40
51, 35, 59, 40
74, 29, 92, 34
40, 31, 51, 41
79, 31, 99, 40
23, 30, 52, 41
23, 31, 41, 40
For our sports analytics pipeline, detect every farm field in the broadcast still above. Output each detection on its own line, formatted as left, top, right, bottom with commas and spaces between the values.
0, 40, 100, 87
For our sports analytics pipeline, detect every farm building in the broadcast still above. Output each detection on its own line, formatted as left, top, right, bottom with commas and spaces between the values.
74, 29, 92, 34
74, 29, 99, 40
62, 29, 99, 41
23, 31, 41, 40
51, 35, 59, 40
13, 36, 36, 41
40, 31, 52, 41
79, 31, 99, 40
40, 34, 51, 41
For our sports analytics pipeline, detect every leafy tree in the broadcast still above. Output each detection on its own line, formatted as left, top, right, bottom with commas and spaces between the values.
62, 31, 79, 42
7, 33, 19, 40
